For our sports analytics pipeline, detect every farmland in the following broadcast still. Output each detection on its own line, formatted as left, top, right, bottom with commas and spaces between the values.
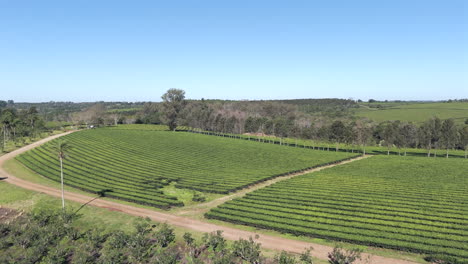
206, 155, 468, 263
15, 126, 356, 209
354, 102, 468, 124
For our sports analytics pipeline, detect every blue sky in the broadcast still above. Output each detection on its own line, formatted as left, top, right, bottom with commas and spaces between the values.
0, 0, 466, 102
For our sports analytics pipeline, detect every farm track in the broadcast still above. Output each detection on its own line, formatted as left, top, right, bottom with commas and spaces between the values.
0, 132, 418, 264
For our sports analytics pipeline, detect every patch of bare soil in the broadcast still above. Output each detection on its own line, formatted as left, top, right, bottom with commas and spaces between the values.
0, 207, 22, 224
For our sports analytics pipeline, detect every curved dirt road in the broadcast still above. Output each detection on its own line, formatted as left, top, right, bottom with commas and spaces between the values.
0, 132, 418, 264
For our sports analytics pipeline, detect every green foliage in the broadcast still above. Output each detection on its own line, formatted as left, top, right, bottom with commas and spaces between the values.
16, 126, 355, 208
155, 223, 176, 247
232, 235, 263, 263
202, 230, 227, 253
327, 246, 362, 264
192, 193, 206, 202
299, 248, 314, 264
207, 155, 468, 263
271, 248, 314, 264
161, 88, 186, 131
275, 251, 298, 264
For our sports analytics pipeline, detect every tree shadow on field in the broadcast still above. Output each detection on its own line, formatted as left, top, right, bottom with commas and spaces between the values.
73, 189, 113, 215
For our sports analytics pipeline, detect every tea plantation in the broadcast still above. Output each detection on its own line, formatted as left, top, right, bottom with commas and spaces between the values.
207, 155, 468, 263
16, 126, 356, 209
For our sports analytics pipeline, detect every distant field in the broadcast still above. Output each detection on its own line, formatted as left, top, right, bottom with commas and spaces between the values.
207, 155, 468, 263
16, 126, 356, 208
107, 124, 189, 131
354, 102, 468, 124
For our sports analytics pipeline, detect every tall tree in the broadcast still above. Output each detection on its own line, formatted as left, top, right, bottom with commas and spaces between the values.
329, 120, 347, 151
346, 122, 358, 153
354, 120, 372, 155
1, 109, 15, 151
419, 117, 442, 157
399, 122, 417, 156
56, 140, 71, 210
431, 117, 443, 157
440, 119, 458, 158
382, 122, 396, 155
419, 121, 433, 157
161, 89, 186, 131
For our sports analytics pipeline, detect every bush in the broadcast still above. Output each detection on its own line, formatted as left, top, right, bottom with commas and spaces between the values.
328, 246, 362, 264
192, 193, 206, 202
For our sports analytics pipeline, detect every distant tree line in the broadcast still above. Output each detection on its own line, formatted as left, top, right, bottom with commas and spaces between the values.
137, 91, 468, 158
4, 92, 467, 157
0, 101, 44, 152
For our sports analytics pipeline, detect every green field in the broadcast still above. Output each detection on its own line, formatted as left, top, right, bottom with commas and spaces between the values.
206, 155, 468, 263
16, 126, 356, 208
355, 102, 468, 124
203, 131, 466, 158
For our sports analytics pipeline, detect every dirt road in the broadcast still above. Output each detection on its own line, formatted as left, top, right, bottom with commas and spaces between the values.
0, 132, 418, 264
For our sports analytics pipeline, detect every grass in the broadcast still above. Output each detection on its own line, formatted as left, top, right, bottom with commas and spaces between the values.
160, 182, 224, 206
355, 102, 468, 124
207, 155, 468, 263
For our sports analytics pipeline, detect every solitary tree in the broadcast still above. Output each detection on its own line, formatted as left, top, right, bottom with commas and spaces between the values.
56, 140, 71, 210
161, 88, 186, 131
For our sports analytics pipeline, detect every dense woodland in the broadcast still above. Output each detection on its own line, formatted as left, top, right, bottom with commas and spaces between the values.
1, 95, 468, 157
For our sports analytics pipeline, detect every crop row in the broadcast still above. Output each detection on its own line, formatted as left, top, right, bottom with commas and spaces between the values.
207, 155, 468, 262
16, 127, 357, 208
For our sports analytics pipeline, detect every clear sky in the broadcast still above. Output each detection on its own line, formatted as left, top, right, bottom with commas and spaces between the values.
1, 0, 466, 102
